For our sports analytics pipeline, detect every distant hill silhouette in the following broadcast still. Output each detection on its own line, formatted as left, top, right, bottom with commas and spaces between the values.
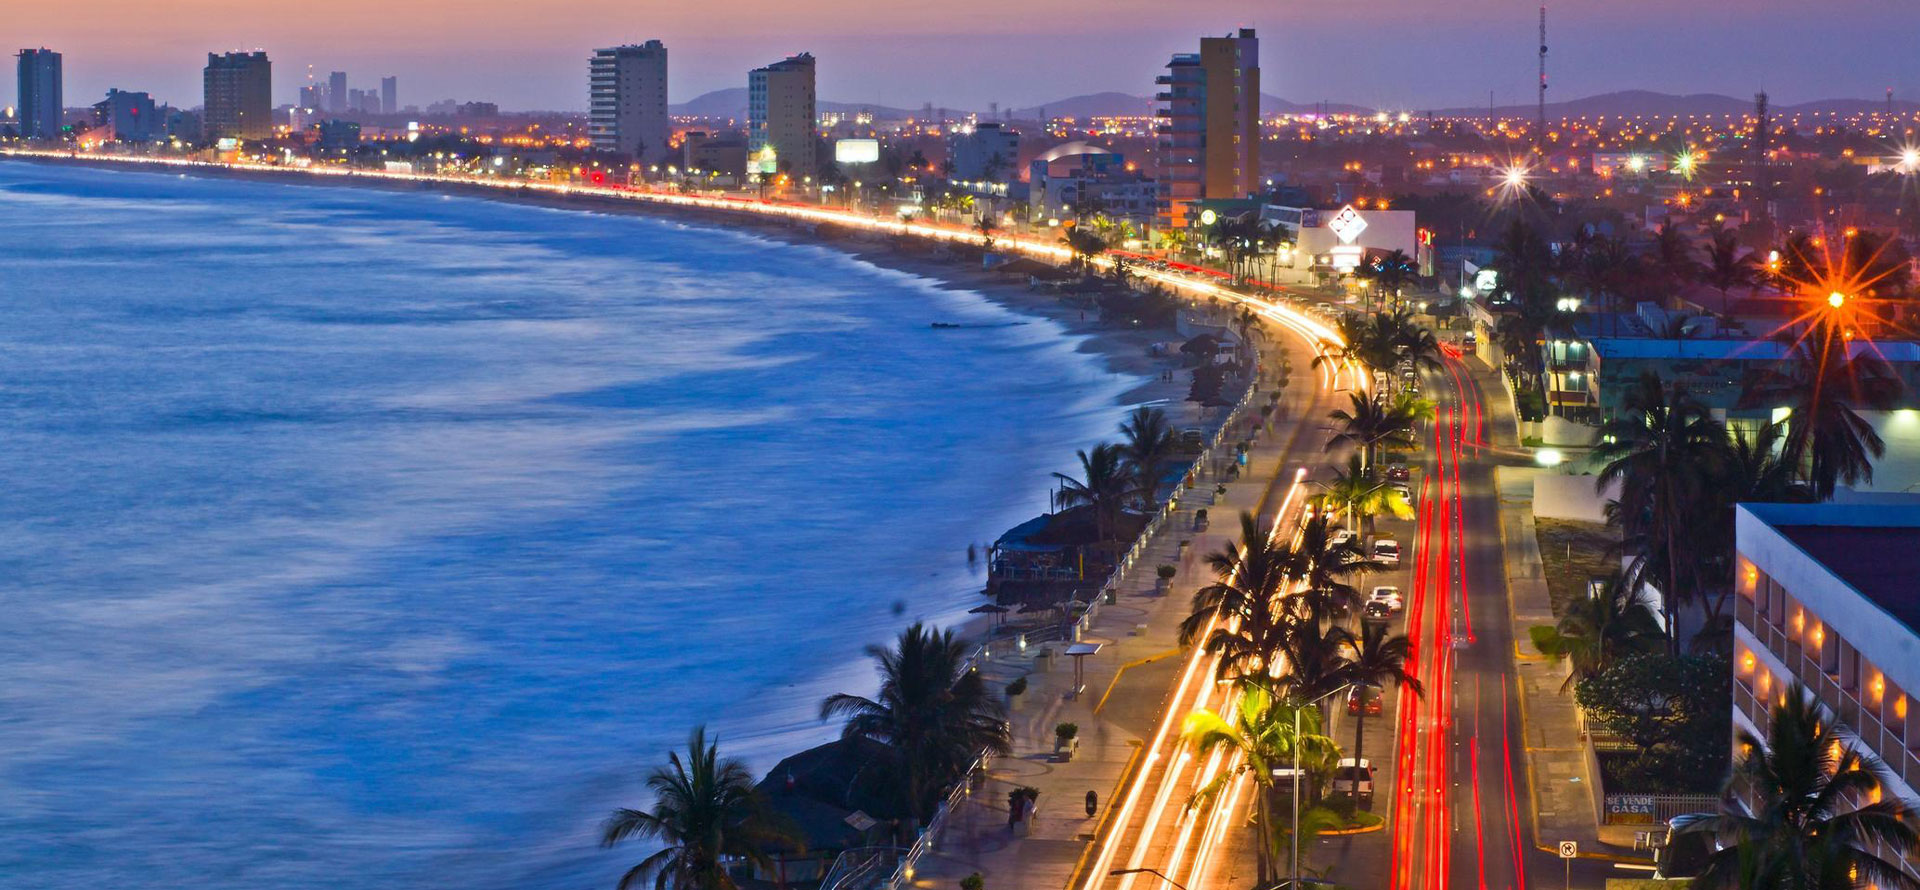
1433, 89, 1920, 118
670, 86, 1916, 123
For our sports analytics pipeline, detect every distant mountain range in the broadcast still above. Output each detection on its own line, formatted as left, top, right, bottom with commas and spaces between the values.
669, 87, 1919, 121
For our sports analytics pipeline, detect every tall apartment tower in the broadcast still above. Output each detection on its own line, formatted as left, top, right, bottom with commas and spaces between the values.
326, 70, 347, 112
16, 48, 63, 140
748, 53, 817, 176
589, 41, 669, 162
380, 76, 397, 115
204, 52, 273, 142
1154, 28, 1259, 229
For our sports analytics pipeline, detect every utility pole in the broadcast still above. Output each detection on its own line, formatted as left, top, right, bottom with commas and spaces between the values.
1537, 6, 1549, 157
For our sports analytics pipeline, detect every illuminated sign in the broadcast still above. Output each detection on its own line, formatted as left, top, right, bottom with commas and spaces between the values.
752, 146, 779, 175
1330, 244, 1363, 271
834, 138, 880, 164
1199, 209, 1218, 226
216, 137, 240, 152
1475, 268, 1499, 293
1327, 204, 1368, 244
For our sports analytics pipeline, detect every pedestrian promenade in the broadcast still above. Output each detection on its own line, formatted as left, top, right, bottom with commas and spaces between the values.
907, 332, 1327, 890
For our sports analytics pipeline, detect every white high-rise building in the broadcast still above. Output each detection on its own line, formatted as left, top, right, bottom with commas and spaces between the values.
590, 41, 669, 163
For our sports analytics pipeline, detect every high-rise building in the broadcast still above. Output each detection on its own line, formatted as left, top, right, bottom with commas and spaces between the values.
589, 41, 669, 162
203, 51, 273, 142
748, 52, 816, 177
91, 89, 158, 143
947, 121, 1020, 182
1154, 28, 1259, 229
298, 84, 323, 110
328, 70, 347, 112
380, 76, 397, 115
16, 48, 63, 140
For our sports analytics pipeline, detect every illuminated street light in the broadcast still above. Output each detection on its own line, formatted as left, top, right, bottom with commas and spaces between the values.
1829, 292, 1848, 309
1901, 147, 1920, 174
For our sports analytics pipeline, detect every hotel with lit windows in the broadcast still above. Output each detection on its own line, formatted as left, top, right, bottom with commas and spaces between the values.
1734, 500, 1920, 863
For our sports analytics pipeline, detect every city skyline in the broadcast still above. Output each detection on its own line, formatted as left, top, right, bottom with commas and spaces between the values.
6, 1, 1919, 115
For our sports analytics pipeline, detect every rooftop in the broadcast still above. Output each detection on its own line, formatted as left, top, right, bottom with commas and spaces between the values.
1746, 501, 1920, 635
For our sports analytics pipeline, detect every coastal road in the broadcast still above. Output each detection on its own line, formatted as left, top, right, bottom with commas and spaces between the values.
1075, 306, 1348, 890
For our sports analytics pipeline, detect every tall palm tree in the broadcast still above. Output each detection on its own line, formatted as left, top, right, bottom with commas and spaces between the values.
1318, 454, 1413, 536
1594, 373, 1728, 646
601, 726, 798, 890
1183, 687, 1342, 887
973, 214, 998, 250
1692, 424, 1812, 633
1119, 406, 1178, 506
820, 623, 1012, 823
1286, 513, 1380, 623
1744, 319, 1902, 500
1528, 572, 1664, 691
1277, 618, 1355, 704
1704, 229, 1756, 315
1338, 623, 1422, 781
1651, 223, 1701, 293
1676, 686, 1920, 890
1327, 392, 1418, 471
1063, 224, 1108, 271
1180, 511, 1293, 683
1053, 443, 1139, 547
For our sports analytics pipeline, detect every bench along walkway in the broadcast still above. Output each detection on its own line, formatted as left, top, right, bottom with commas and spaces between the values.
905, 330, 1330, 890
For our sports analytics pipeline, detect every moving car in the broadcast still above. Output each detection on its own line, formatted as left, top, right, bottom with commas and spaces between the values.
1372, 539, 1402, 567
1367, 586, 1405, 612
1331, 757, 1376, 799
1386, 462, 1410, 482
1347, 684, 1384, 716
1362, 601, 1392, 622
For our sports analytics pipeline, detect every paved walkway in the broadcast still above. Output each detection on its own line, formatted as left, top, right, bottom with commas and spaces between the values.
907, 329, 1328, 890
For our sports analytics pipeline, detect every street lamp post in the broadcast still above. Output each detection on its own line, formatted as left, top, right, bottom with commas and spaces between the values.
1292, 684, 1353, 889
1108, 867, 1189, 890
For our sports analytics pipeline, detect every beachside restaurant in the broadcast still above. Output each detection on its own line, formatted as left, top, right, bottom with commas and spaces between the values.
748, 736, 913, 890
986, 504, 1147, 608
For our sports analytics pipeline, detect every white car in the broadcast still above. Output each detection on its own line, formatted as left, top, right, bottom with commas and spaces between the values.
1372, 539, 1402, 567
1367, 586, 1405, 613
1331, 757, 1376, 799
1328, 528, 1358, 550
1390, 483, 1414, 508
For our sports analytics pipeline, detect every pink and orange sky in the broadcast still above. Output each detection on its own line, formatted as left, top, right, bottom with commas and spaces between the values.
8, 0, 1917, 112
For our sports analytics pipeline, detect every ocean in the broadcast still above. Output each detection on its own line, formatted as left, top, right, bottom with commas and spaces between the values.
0, 162, 1144, 889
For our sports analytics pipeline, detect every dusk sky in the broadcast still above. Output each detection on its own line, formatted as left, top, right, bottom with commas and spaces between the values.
8, 0, 1917, 113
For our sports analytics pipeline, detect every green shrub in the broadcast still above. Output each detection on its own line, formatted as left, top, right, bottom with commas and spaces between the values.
1055, 722, 1079, 741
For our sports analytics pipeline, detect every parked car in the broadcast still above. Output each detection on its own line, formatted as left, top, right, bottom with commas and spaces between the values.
1463, 332, 1477, 350
1347, 684, 1384, 716
1367, 586, 1405, 612
1390, 483, 1415, 509
1386, 462, 1411, 482
1372, 539, 1402, 566
1363, 601, 1393, 623
1331, 757, 1376, 799
1328, 528, 1358, 550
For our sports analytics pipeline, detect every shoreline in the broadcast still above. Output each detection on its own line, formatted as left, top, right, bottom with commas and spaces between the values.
5, 153, 1202, 426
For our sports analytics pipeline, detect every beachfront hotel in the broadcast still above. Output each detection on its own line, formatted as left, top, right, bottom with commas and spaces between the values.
748, 52, 817, 177
1154, 28, 1259, 229
202, 51, 272, 142
1733, 500, 1920, 876
589, 41, 670, 164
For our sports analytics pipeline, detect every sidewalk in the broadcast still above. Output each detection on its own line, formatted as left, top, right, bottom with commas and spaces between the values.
1473, 360, 1649, 861
907, 334, 1326, 890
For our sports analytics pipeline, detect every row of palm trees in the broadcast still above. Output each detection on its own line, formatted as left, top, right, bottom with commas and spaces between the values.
1052, 406, 1183, 549
1589, 316, 1899, 652
601, 622, 1012, 890
1175, 504, 1420, 883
